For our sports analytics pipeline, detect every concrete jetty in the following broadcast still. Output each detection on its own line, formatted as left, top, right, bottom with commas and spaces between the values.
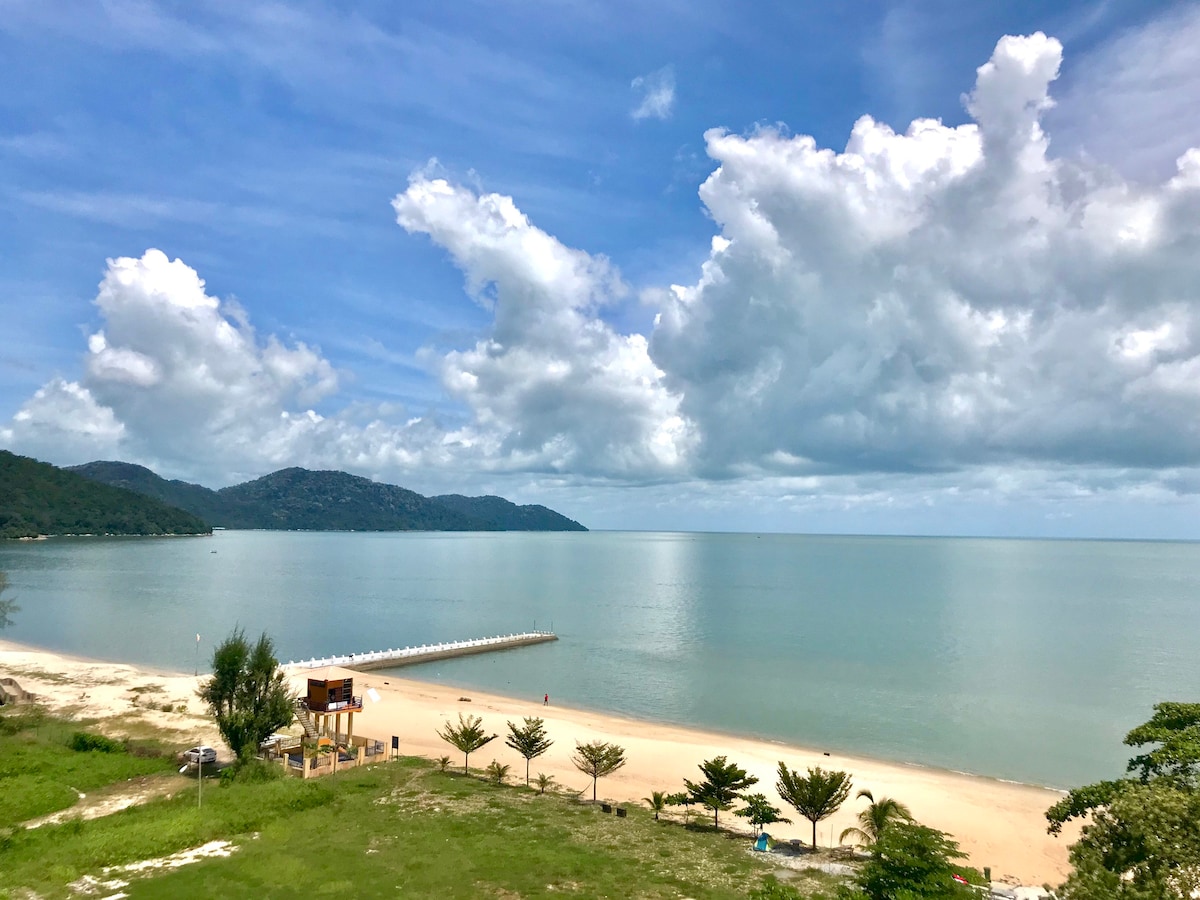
286, 631, 557, 672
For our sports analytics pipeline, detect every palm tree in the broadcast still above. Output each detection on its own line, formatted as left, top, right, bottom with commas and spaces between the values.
534, 772, 555, 795
505, 716, 554, 786
485, 760, 510, 784
775, 763, 853, 849
644, 790, 668, 820
436, 713, 497, 775
838, 789, 913, 847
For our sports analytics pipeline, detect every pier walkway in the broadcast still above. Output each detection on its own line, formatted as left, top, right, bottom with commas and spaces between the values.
285, 630, 557, 672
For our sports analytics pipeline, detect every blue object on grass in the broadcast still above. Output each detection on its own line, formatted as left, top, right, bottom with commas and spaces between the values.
754, 832, 770, 852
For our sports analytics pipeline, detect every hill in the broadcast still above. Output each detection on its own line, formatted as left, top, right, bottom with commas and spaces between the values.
0, 451, 211, 539
70, 461, 587, 532
433, 494, 586, 531
216, 468, 489, 531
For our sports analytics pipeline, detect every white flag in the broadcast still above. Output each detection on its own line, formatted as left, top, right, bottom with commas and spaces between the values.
196, 634, 201, 643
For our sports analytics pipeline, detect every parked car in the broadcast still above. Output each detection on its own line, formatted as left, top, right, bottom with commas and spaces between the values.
182, 745, 217, 765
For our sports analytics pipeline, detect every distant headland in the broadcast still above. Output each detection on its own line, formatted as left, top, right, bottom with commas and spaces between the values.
0, 450, 586, 537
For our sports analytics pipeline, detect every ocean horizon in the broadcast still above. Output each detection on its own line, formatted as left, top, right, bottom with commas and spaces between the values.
2, 529, 1197, 789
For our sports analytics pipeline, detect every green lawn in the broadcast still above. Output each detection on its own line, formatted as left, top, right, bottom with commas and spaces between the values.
0, 708, 177, 824
0, 709, 843, 899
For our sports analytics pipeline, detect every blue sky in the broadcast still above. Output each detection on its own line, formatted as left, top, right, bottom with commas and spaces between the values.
3, 0, 1200, 536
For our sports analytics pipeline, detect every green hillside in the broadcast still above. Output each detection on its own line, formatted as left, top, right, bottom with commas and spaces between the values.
0, 451, 211, 539
71, 460, 588, 532
433, 493, 587, 531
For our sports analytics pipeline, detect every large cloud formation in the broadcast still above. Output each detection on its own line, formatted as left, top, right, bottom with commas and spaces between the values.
653, 33, 1200, 478
5, 32, 1200, 516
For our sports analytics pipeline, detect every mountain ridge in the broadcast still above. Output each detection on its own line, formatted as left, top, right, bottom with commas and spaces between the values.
0, 451, 212, 538
69, 460, 587, 532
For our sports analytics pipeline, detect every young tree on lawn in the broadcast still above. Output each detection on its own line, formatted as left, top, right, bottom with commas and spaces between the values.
644, 790, 668, 820
684, 755, 760, 828
735, 793, 791, 837
666, 791, 694, 825
534, 772, 555, 795
505, 716, 554, 786
485, 760, 510, 784
198, 628, 295, 760
571, 740, 626, 802
775, 763, 852, 849
839, 789, 913, 847
437, 713, 497, 775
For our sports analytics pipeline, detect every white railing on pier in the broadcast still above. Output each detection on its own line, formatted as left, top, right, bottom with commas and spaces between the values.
286, 630, 557, 670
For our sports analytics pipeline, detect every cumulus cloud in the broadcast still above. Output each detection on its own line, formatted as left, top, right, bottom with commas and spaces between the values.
5, 30, 1200, 528
631, 66, 675, 121
392, 176, 691, 476
651, 32, 1200, 479
1, 250, 451, 480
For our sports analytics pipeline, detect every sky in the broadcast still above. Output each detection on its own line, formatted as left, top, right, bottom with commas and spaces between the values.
3, 0, 1200, 537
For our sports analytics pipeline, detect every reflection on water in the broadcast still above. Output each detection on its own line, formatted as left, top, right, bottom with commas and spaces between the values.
2, 530, 1198, 787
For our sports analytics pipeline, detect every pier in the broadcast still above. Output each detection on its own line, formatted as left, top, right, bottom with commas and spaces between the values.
285, 630, 557, 672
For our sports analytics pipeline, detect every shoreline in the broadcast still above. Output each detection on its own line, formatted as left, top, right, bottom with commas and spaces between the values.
0, 637, 1076, 887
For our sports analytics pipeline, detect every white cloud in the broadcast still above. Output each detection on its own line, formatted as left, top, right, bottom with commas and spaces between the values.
1050, 3, 1200, 180
650, 32, 1200, 480
393, 175, 692, 477
631, 66, 676, 121
6, 30, 1200, 535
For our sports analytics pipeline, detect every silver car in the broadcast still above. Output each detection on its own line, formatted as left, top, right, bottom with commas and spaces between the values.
183, 745, 217, 765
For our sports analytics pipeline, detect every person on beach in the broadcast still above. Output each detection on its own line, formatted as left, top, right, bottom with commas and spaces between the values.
544, 693, 549, 706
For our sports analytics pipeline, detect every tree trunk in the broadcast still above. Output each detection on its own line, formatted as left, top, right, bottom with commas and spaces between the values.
464, 752, 469, 775
525, 758, 530, 786
592, 777, 597, 801
714, 808, 719, 828
811, 819, 817, 849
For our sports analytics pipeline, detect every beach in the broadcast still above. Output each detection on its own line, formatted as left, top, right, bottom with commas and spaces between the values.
0, 638, 1076, 887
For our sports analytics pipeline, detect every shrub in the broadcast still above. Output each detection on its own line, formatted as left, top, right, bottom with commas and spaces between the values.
68, 732, 124, 753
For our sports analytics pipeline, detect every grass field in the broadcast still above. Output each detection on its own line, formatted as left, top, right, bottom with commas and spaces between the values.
0, 708, 843, 899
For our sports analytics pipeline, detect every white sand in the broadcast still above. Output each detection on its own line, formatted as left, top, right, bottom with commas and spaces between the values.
0, 640, 1077, 886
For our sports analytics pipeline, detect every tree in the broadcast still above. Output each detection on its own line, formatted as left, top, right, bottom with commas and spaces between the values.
484, 760, 510, 784
534, 772, 555, 795
198, 628, 294, 760
1057, 781, 1200, 900
436, 713, 497, 775
0, 572, 19, 630
1045, 702, 1200, 899
1048, 702, 1200, 834
505, 716, 553, 786
571, 740, 626, 802
684, 755, 759, 828
666, 790, 694, 825
847, 821, 979, 900
839, 789, 913, 847
735, 792, 791, 837
775, 763, 852, 848
644, 790, 668, 820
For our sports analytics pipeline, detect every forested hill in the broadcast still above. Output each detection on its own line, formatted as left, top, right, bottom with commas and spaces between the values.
433, 494, 586, 531
69, 461, 588, 532
0, 451, 211, 539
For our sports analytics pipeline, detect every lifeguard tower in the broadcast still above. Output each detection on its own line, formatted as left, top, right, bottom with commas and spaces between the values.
303, 671, 363, 742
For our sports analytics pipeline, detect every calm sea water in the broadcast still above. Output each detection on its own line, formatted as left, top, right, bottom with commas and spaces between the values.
2, 531, 1197, 788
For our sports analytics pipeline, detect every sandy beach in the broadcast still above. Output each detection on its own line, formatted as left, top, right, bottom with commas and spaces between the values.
1, 639, 1076, 887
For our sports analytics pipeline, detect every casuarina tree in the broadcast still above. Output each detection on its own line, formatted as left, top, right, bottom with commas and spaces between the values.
505, 716, 553, 786
437, 713, 497, 775
198, 628, 295, 760
571, 740, 626, 802
775, 763, 852, 848
684, 755, 759, 828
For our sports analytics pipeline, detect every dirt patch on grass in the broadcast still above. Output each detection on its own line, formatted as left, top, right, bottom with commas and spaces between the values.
25, 773, 188, 829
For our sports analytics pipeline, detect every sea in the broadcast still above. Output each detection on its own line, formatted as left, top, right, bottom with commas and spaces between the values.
2, 530, 1197, 789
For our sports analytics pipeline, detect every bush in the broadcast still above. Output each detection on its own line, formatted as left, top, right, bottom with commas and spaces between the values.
68, 732, 124, 753
219, 757, 284, 785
